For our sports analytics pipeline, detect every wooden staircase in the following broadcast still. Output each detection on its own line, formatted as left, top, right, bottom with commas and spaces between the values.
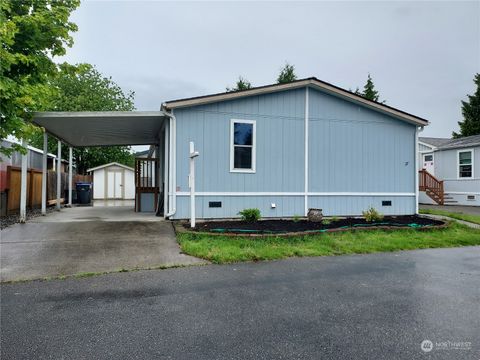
419, 169, 444, 205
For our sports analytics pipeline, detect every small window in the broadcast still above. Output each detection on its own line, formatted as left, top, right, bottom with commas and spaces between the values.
230, 120, 256, 172
424, 154, 433, 162
458, 150, 473, 178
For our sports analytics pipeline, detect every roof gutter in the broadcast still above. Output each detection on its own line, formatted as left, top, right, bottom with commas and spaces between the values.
162, 106, 176, 218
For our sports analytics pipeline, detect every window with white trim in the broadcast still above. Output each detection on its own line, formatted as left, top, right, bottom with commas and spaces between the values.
458, 150, 473, 178
230, 120, 255, 172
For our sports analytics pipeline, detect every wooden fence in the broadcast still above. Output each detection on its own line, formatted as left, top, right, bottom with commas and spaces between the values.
4, 166, 91, 214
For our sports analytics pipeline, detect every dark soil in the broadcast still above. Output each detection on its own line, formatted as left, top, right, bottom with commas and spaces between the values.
189, 215, 445, 234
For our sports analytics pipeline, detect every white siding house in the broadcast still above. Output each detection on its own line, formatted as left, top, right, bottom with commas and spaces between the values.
419, 135, 480, 206
87, 162, 135, 200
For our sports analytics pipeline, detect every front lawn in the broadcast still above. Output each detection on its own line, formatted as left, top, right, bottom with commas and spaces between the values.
177, 222, 480, 264
419, 208, 480, 225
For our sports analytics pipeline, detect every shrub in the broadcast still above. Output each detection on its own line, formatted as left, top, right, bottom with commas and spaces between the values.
362, 207, 384, 222
292, 214, 301, 223
322, 219, 331, 225
238, 208, 261, 222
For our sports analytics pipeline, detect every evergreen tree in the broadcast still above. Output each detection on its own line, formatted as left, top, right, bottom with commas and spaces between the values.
277, 63, 297, 84
453, 73, 480, 138
362, 74, 380, 102
226, 76, 252, 92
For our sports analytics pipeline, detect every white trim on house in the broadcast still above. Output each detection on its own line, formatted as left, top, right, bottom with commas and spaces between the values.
229, 119, 256, 173
176, 192, 416, 197
418, 140, 437, 150
87, 162, 134, 173
446, 191, 480, 195
457, 148, 474, 180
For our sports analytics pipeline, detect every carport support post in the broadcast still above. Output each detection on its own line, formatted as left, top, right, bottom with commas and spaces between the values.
41, 132, 48, 215
189, 141, 199, 228
56, 140, 61, 210
19, 138, 28, 223
68, 146, 73, 207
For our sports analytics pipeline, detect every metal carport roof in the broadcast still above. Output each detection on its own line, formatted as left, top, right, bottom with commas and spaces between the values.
32, 111, 167, 147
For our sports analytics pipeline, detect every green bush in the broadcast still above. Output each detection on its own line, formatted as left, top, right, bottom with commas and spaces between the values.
362, 207, 384, 222
238, 208, 261, 222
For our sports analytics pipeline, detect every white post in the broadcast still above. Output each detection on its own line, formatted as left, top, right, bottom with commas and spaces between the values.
68, 146, 73, 207
163, 122, 169, 217
56, 140, 61, 210
41, 132, 48, 215
189, 141, 199, 228
304, 87, 309, 216
19, 139, 28, 223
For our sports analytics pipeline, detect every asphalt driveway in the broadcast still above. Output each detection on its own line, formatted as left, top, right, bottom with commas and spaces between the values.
0, 206, 206, 282
1, 247, 479, 359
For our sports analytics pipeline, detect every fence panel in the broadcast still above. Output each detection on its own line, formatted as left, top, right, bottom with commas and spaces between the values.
4, 166, 91, 214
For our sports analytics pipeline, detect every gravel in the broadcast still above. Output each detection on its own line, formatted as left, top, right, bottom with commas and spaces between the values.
1, 206, 59, 229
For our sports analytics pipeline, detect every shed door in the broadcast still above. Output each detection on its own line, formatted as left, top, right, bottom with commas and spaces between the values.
107, 171, 123, 199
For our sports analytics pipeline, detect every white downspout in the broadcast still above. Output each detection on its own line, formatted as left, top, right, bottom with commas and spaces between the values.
304, 87, 309, 216
415, 126, 423, 214
162, 107, 176, 218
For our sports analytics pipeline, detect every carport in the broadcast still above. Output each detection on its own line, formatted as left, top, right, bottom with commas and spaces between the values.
15, 111, 176, 221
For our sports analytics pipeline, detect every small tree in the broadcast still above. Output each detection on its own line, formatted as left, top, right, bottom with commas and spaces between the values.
353, 74, 384, 103
226, 76, 252, 92
277, 63, 297, 84
453, 73, 480, 138
30, 63, 136, 174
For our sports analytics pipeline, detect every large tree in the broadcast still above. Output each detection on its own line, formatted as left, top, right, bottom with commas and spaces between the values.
354, 74, 384, 103
277, 63, 297, 84
31, 63, 136, 174
226, 76, 252, 92
0, 0, 79, 156
453, 73, 480, 138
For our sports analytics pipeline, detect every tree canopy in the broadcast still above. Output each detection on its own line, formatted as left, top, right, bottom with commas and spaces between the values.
453, 73, 480, 138
30, 63, 136, 174
0, 0, 79, 156
277, 63, 297, 84
226, 76, 252, 92
354, 74, 384, 103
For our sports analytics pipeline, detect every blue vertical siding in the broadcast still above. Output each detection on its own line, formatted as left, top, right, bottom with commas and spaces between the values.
172, 86, 417, 219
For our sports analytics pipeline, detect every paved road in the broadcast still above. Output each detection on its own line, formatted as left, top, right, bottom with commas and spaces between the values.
2, 247, 479, 360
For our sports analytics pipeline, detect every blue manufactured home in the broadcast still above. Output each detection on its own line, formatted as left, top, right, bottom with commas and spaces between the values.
33, 77, 429, 220
162, 77, 428, 219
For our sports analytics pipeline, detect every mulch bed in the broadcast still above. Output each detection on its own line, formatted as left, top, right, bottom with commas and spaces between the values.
186, 215, 446, 235
0, 206, 59, 229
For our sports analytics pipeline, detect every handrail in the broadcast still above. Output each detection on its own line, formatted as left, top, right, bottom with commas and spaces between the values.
419, 169, 444, 205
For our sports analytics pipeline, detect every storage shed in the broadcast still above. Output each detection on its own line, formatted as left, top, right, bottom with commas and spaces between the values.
87, 162, 135, 200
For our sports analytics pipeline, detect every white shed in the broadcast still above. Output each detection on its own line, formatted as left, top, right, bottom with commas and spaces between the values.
87, 162, 135, 200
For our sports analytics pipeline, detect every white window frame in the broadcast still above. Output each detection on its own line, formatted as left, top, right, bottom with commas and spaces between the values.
423, 153, 434, 163
457, 148, 474, 179
230, 119, 256, 173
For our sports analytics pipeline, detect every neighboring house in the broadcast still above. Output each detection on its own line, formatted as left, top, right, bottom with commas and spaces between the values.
419, 135, 480, 206
87, 162, 135, 200
34, 77, 429, 219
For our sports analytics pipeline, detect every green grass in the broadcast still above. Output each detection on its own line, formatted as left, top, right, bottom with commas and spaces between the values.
419, 208, 480, 225
177, 222, 480, 264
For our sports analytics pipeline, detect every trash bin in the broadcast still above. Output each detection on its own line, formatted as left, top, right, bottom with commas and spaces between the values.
76, 183, 91, 204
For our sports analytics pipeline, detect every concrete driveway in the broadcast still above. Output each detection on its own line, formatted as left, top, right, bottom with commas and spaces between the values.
0, 206, 206, 282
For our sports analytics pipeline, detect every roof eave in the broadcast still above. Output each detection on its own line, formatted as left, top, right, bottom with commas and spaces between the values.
163, 78, 429, 127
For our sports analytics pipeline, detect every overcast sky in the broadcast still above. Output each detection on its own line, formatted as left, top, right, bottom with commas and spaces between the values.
60, 0, 479, 139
